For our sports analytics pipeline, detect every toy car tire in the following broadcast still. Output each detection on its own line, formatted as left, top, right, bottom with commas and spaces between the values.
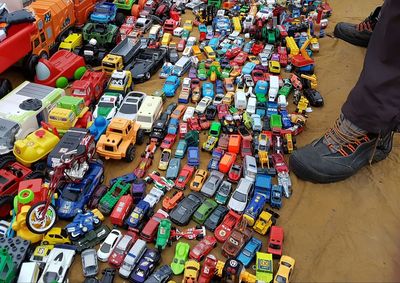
125, 145, 136, 162
42, 241, 49, 245
0, 155, 16, 169
136, 129, 145, 145
18, 189, 34, 205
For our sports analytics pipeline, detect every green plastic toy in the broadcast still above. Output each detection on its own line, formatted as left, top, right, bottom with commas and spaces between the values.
170, 242, 190, 275
0, 248, 16, 283
99, 179, 131, 215
192, 198, 218, 224
155, 219, 172, 251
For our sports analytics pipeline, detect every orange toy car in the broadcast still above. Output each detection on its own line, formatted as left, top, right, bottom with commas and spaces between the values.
162, 191, 184, 211
228, 134, 242, 154
219, 152, 237, 174
96, 118, 145, 162
171, 104, 188, 120
189, 169, 208, 191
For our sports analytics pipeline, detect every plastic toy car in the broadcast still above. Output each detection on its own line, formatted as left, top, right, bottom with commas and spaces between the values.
72, 225, 111, 253
130, 249, 161, 283
162, 191, 184, 212
253, 210, 274, 235
174, 164, 195, 190
270, 185, 283, 209
193, 198, 218, 224
155, 218, 172, 251
214, 181, 232, 205
196, 96, 213, 114
215, 209, 242, 242
200, 170, 224, 197
159, 149, 172, 171
202, 135, 218, 152
145, 265, 173, 283
182, 260, 200, 283
97, 229, 123, 262
125, 200, 151, 229
109, 233, 135, 268
174, 139, 188, 159
171, 242, 190, 275
42, 227, 70, 245
267, 226, 284, 257
65, 209, 104, 240
198, 254, 218, 283
243, 193, 268, 226
171, 104, 188, 120
163, 75, 181, 97
207, 147, 224, 171
145, 171, 175, 192
237, 237, 262, 267
228, 163, 242, 183
160, 134, 177, 150
189, 169, 208, 191
228, 178, 253, 214
82, 248, 99, 277
99, 179, 131, 215
38, 247, 76, 283
219, 152, 237, 174
170, 192, 205, 226
188, 235, 217, 262
221, 221, 253, 258
270, 254, 294, 282
110, 194, 133, 227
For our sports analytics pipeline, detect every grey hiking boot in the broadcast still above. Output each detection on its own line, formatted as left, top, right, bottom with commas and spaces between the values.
334, 6, 381, 47
289, 115, 383, 183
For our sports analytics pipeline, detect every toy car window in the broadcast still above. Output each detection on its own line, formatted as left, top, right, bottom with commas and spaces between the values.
100, 243, 111, 253
233, 191, 246, 202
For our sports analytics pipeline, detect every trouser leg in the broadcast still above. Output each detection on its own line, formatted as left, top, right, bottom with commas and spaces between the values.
341, 0, 400, 134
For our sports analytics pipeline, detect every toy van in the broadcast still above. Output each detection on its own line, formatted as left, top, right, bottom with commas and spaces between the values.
243, 155, 258, 182
268, 75, 280, 101
119, 239, 147, 278
161, 32, 172, 47
235, 91, 247, 110
0, 81, 64, 155
173, 27, 184, 37
17, 262, 40, 283
246, 96, 257, 114
228, 134, 242, 154
149, 24, 162, 40
172, 56, 192, 77
192, 45, 202, 59
136, 96, 163, 132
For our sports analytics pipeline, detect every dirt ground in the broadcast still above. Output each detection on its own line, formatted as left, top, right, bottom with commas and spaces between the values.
4, 0, 400, 282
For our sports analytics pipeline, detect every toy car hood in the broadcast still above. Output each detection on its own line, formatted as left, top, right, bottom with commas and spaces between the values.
98, 133, 122, 147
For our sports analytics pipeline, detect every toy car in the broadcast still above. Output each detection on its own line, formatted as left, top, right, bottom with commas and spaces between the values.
274, 255, 295, 283
214, 209, 242, 242
42, 227, 70, 245
237, 237, 262, 267
97, 229, 123, 262
38, 247, 76, 283
160, 134, 177, 150
171, 104, 188, 120
175, 164, 195, 190
140, 209, 169, 243
221, 220, 252, 258
270, 185, 283, 209
170, 192, 205, 226
65, 209, 104, 240
72, 225, 111, 253
110, 194, 133, 227
267, 226, 284, 257
202, 135, 219, 152
109, 233, 135, 268
215, 181, 232, 205
187, 146, 200, 167
198, 254, 218, 283
207, 147, 224, 171
170, 242, 190, 275
189, 235, 217, 261
163, 75, 181, 97
193, 198, 218, 224
130, 249, 161, 282
228, 163, 242, 183
253, 210, 275, 235
145, 171, 175, 192
196, 96, 213, 114
219, 152, 237, 174
183, 260, 200, 283
82, 248, 99, 277
200, 170, 224, 197
99, 179, 131, 215
162, 191, 184, 211
189, 169, 208, 191
125, 200, 151, 229
166, 158, 181, 180
155, 219, 172, 251
228, 178, 253, 214
159, 149, 172, 171
243, 193, 268, 226
145, 265, 173, 283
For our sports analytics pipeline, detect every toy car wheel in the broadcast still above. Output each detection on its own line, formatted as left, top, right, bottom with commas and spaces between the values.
18, 189, 34, 205
26, 201, 57, 234
136, 129, 145, 145
0, 79, 12, 99
145, 72, 151, 80
93, 217, 101, 227
82, 226, 88, 233
196, 234, 204, 240
0, 154, 16, 169
154, 172, 161, 176
125, 145, 136, 162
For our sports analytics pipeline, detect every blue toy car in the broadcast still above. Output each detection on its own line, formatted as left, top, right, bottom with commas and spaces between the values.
255, 80, 269, 96
242, 62, 256, 75
218, 43, 232, 56
174, 139, 188, 158
243, 193, 267, 226
237, 237, 262, 267
215, 80, 225, 96
187, 146, 200, 167
90, 2, 117, 23
109, 172, 137, 187
126, 199, 151, 228
65, 210, 102, 239
202, 82, 214, 98
255, 104, 267, 118
198, 24, 207, 34
206, 25, 214, 39
243, 40, 255, 53
166, 157, 181, 180
280, 108, 292, 129
56, 160, 104, 219
89, 116, 110, 142
168, 118, 179, 135
267, 101, 279, 117
270, 185, 283, 209
163, 75, 181, 97
208, 38, 220, 50
207, 148, 224, 170
129, 249, 160, 283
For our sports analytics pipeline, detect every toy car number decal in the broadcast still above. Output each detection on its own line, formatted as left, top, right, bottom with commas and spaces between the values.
37, 247, 45, 255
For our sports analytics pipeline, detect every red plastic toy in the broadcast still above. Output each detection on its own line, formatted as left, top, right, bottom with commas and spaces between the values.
175, 164, 195, 190
188, 117, 202, 131
70, 70, 108, 107
214, 210, 242, 243
233, 51, 248, 66
160, 134, 177, 150
162, 191, 184, 211
228, 163, 242, 183
110, 194, 134, 227
134, 157, 153, 178
228, 134, 242, 154
140, 209, 169, 242
241, 137, 253, 158
198, 254, 218, 283
189, 235, 217, 261
267, 225, 284, 257
179, 122, 188, 139
271, 153, 289, 173
217, 104, 229, 120
219, 152, 237, 174
225, 47, 242, 59
171, 226, 206, 241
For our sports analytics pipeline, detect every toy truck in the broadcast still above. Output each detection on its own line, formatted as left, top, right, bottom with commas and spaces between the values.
82, 22, 119, 48
48, 96, 92, 135
0, 81, 64, 155
254, 174, 272, 200
70, 70, 108, 108
102, 37, 141, 74
96, 118, 145, 162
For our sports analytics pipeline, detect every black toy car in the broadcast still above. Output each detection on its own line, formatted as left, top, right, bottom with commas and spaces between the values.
165, 102, 178, 116
87, 185, 109, 209
128, 48, 167, 82
204, 204, 229, 231
205, 105, 217, 120
168, 48, 179, 64
169, 192, 205, 226
130, 249, 161, 283
143, 264, 172, 283
303, 88, 324, 107
99, 268, 116, 283
73, 225, 111, 252
150, 119, 168, 144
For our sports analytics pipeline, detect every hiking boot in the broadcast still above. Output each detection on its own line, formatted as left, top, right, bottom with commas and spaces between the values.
372, 131, 394, 163
334, 6, 381, 47
289, 115, 380, 183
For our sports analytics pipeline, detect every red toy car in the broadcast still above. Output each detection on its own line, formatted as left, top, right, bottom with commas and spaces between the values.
70, 70, 108, 107
199, 115, 210, 130
109, 232, 137, 267
177, 38, 186, 52
267, 225, 284, 257
163, 18, 181, 34
140, 209, 169, 242
271, 153, 289, 173
228, 163, 242, 183
214, 210, 242, 242
175, 164, 195, 190
252, 69, 265, 84
34, 50, 85, 87
198, 254, 218, 283
217, 133, 229, 151
162, 191, 184, 211
277, 46, 288, 67
225, 47, 241, 59
189, 235, 217, 261
290, 73, 303, 90
228, 134, 242, 154
179, 122, 188, 139
217, 104, 229, 120
134, 157, 153, 178
188, 116, 202, 131
110, 194, 133, 227
119, 16, 136, 42
160, 133, 177, 150
241, 137, 253, 158
232, 51, 248, 66
221, 221, 252, 258
250, 42, 264, 55
171, 226, 206, 241
145, 171, 175, 192
218, 152, 237, 174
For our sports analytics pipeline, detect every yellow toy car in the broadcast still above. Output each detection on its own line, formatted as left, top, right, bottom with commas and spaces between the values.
222, 92, 234, 105
59, 33, 82, 51
13, 125, 60, 167
253, 211, 273, 235
42, 227, 71, 245
106, 70, 133, 95
161, 33, 172, 47
269, 60, 281, 74
183, 20, 193, 32
159, 148, 172, 171
189, 169, 208, 191
248, 55, 260, 65
274, 255, 295, 283
30, 244, 54, 263
182, 260, 200, 283
296, 96, 309, 114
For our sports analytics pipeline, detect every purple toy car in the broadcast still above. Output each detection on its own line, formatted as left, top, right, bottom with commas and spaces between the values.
188, 67, 198, 79
131, 179, 146, 204
129, 249, 161, 283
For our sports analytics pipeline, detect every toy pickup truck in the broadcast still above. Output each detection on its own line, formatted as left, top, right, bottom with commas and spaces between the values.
96, 118, 145, 162
82, 22, 119, 48
48, 96, 92, 135
102, 37, 141, 74
70, 70, 108, 108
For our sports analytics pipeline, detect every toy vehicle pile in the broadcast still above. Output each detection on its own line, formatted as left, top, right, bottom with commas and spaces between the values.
0, 0, 332, 282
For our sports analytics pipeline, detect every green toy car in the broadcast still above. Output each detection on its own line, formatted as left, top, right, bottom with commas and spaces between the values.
171, 242, 190, 275
98, 179, 131, 214
242, 112, 252, 130
209, 121, 221, 137
202, 135, 218, 152
256, 93, 267, 103
270, 114, 283, 130
221, 67, 232, 79
155, 219, 172, 251
278, 80, 293, 97
82, 23, 119, 48
114, 0, 135, 11
185, 131, 199, 147
197, 63, 207, 81
192, 198, 218, 224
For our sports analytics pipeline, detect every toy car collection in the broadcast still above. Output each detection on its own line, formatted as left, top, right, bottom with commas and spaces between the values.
0, 0, 333, 280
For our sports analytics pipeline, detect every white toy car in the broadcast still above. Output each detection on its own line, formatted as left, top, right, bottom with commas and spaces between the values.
97, 229, 122, 262
38, 247, 76, 283
115, 91, 146, 120
17, 262, 40, 283
228, 178, 253, 213
82, 248, 98, 277
119, 239, 147, 278
93, 94, 123, 120
195, 96, 213, 114
183, 106, 195, 122
143, 187, 164, 207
